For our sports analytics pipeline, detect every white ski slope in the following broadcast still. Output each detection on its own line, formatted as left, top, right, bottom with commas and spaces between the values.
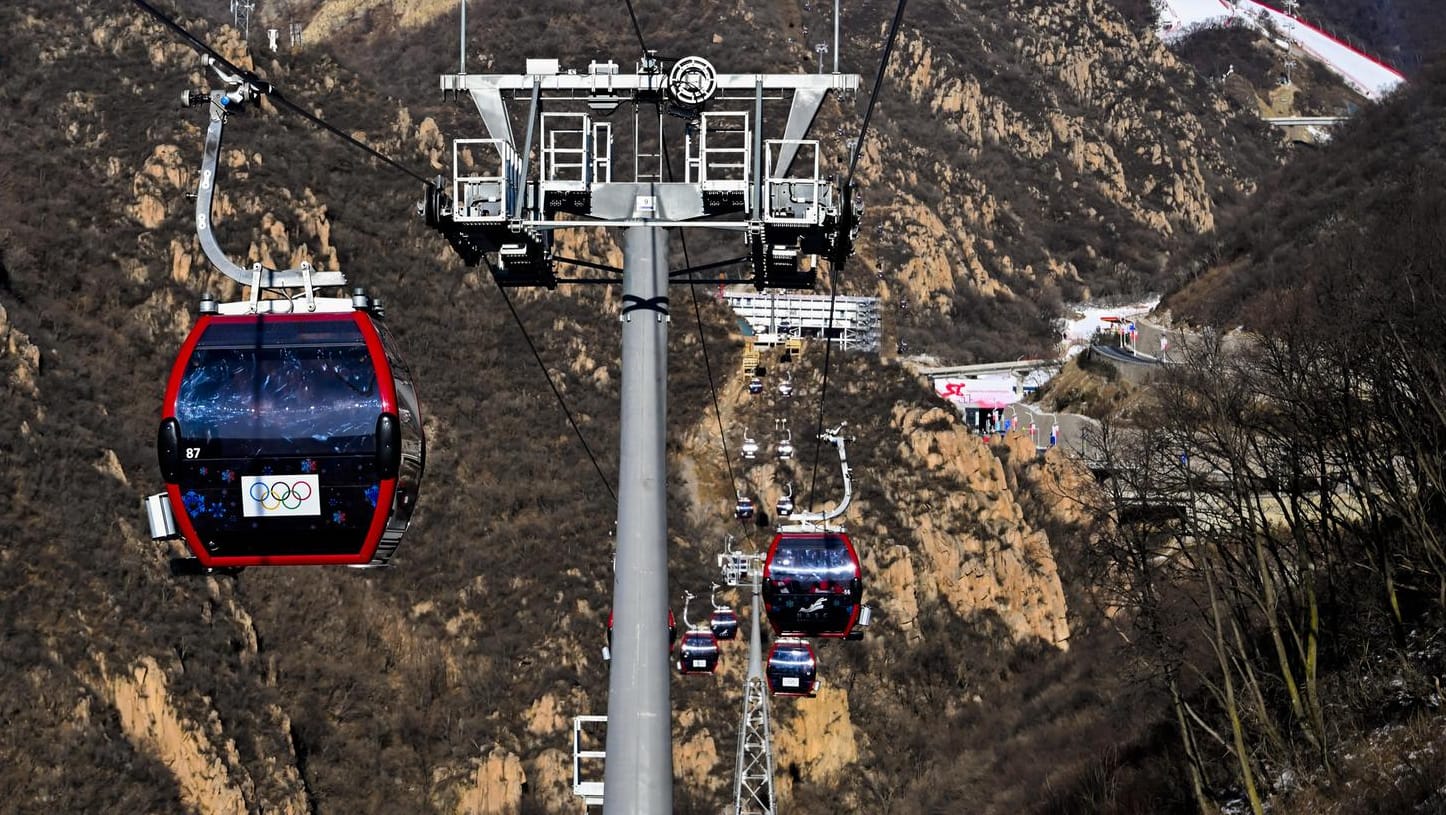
1156, 0, 1405, 100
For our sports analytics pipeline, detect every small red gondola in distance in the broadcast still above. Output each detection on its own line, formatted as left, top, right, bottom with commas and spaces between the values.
762, 530, 863, 638
766, 638, 819, 697
157, 301, 425, 568
734, 495, 755, 520
676, 629, 722, 675
709, 607, 739, 640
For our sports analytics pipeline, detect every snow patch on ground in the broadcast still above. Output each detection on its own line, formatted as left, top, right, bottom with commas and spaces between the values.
1156, 0, 1404, 100
1059, 296, 1160, 356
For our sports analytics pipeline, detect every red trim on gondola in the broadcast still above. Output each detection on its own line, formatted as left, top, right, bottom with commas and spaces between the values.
353, 312, 398, 413
163, 312, 397, 416
162, 313, 212, 419
166, 481, 203, 555
178, 476, 398, 567
763, 531, 864, 638
354, 477, 397, 563
163, 311, 400, 567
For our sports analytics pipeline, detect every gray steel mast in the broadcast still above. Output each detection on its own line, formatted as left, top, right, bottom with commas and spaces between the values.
608, 223, 674, 811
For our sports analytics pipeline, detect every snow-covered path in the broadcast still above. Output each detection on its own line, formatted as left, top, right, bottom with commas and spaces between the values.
1156, 0, 1404, 100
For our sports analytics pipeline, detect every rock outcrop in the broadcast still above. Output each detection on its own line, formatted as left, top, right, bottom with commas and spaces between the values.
773, 685, 860, 793
432, 749, 526, 815
92, 655, 309, 815
877, 405, 1070, 648
673, 709, 725, 796
0, 298, 41, 405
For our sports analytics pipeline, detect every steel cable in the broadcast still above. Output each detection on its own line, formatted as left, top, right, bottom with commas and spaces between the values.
807, 0, 908, 508
129, 0, 435, 188
493, 276, 618, 503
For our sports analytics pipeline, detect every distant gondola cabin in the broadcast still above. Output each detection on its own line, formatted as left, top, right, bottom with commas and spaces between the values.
766, 639, 818, 697
735, 496, 755, 520
775, 494, 794, 517
709, 607, 739, 640
677, 629, 722, 675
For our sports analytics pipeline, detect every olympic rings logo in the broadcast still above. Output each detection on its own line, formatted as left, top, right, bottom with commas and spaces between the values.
247, 480, 314, 510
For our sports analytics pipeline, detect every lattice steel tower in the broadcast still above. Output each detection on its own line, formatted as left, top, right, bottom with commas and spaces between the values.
718, 426, 858, 815
721, 548, 777, 815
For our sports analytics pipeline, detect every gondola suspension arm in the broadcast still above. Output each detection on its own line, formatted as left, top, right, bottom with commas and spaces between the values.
682, 590, 697, 629
184, 57, 347, 297
789, 423, 853, 525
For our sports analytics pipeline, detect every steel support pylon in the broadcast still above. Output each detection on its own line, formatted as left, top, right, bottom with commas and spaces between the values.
604, 223, 674, 815
427, 55, 860, 813
734, 567, 776, 815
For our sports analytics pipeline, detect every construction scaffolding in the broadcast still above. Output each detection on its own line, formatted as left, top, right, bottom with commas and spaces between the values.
723, 291, 880, 352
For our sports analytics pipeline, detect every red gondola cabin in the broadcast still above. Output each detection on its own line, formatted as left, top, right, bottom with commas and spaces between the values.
766, 638, 818, 697
709, 607, 740, 641
158, 302, 425, 568
676, 629, 722, 675
762, 531, 863, 638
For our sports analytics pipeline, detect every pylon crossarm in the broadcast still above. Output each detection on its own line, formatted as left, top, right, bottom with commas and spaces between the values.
430, 56, 860, 291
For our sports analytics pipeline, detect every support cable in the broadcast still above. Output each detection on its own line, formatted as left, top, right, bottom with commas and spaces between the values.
129, 0, 435, 188
668, 256, 750, 278
660, 132, 742, 531
807, 0, 908, 509
622, 0, 651, 58
263, 89, 434, 186
492, 273, 618, 503
684, 251, 743, 511
605, 0, 744, 509
553, 255, 749, 281
845, 0, 908, 189
806, 271, 840, 511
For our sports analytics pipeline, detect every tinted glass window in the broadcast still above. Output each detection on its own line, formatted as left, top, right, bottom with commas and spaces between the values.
772, 647, 814, 666
177, 318, 382, 456
771, 535, 856, 580
374, 320, 423, 440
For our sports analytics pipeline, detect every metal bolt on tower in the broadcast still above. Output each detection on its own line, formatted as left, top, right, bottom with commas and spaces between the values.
425, 53, 859, 815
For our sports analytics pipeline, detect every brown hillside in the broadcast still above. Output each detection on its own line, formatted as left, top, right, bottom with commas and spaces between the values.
1165, 54, 1446, 330
0, 1, 1289, 812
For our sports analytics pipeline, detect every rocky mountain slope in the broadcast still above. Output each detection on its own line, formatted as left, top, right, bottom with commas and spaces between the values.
0, 0, 1323, 812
